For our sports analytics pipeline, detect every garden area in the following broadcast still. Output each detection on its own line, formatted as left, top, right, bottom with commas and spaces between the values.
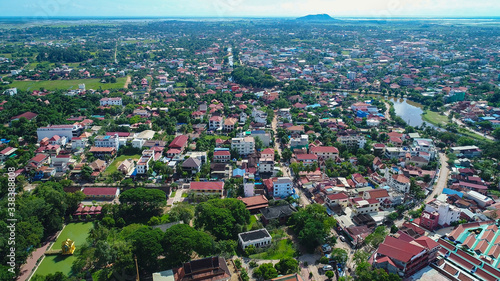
103, 154, 141, 176
33, 222, 93, 278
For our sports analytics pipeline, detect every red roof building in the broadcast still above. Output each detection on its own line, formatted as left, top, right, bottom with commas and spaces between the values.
82, 187, 119, 199
189, 182, 224, 196
169, 135, 189, 150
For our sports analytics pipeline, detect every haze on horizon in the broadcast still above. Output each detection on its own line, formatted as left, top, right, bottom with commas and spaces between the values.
0, 0, 499, 19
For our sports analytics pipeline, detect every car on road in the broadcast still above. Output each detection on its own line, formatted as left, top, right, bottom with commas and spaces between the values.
322, 265, 333, 272
339, 236, 346, 242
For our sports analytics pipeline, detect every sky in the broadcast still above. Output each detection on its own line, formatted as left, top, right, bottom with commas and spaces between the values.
0, 0, 499, 18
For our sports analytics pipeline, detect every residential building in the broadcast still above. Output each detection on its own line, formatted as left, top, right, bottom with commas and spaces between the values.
26, 154, 50, 171
0, 147, 17, 162
213, 150, 231, 163
71, 137, 87, 150
351, 198, 380, 214
169, 135, 189, 152
450, 145, 482, 158
295, 154, 318, 166
189, 182, 224, 197
465, 190, 494, 208
136, 150, 156, 175
390, 174, 411, 193
118, 159, 135, 174
243, 183, 255, 198
238, 229, 272, 250
310, 146, 339, 160
424, 200, 461, 227
100, 97, 122, 106
209, 116, 223, 131
269, 177, 293, 198
37, 124, 83, 141
94, 134, 120, 150
325, 193, 349, 208
223, 117, 237, 131
362, 189, 390, 203
337, 134, 366, 149
181, 157, 202, 174
231, 137, 255, 156
89, 147, 116, 159
290, 135, 308, 150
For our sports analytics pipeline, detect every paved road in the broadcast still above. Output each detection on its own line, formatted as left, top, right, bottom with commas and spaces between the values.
444, 110, 495, 141
426, 152, 449, 203
17, 242, 51, 281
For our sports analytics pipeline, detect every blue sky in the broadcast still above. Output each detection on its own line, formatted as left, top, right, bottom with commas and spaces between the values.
1, 0, 499, 18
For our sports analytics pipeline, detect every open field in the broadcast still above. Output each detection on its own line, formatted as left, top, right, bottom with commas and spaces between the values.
8, 77, 127, 91
104, 154, 141, 176
249, 239, 296, 260
33, 222, 93, 277
422, 110, 449, 127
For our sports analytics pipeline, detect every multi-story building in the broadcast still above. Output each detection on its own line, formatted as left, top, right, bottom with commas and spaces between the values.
337, 134, 366, 149
189, 181, 224, 197
310, 146, 339, 160
213, 150, 231, 163
94, 134, 120, 150
351, 198, 380, 214
326, 193, 349, 208
390, 174, 411, 193
238, 131, 272, 146
223, 118, 238, 131
136, 150, 156, 175
295, 154, 318, 166
258, 156, 274, 173
100, 97, 122, 106
209, 116, 223, 131
37, 124, 83, 141
271, 177, 293, 198
231, 137, 255, 156
290, 135, 308, 150
424, 200, 461, 227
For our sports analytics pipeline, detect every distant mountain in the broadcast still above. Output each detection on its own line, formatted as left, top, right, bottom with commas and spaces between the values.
296, 14, 336, 21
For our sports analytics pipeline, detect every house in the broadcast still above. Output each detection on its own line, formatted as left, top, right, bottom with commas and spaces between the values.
260, 204, 297, 225
189, 181, 224, 197
295, 154, 318, 166
310, 146, 339, 160
337, 134, 366, 149
223, 117, 237, 131
450, 145, 482, 158
82, 187, 119, 200
231, 137, 255, 156
172, 257, 231, 281
100, 97, 122, 106
209, 116, 223, 131
94, 134, 120, 150
71, 137, 87, 150
0, 147, 17, 162
89, 159, 106, 177
465, 190, 494, 208
362, 189, 390, 203
258, 156, 274, 174
237, 195, 269, 213
351, 198, 380, 214
287, 125, 304, 134
238, 228, 272, 250
390, 174, 411, 193
213, 150, 230, 163
261, 148, 275, 159
169, 135, 189, 152
181, 157, 202, 174
325, 193, 349, 208
118, 159, 135, 174
26, 154, 50, 171
11, 111, 38, 122
351, 173, 369, 188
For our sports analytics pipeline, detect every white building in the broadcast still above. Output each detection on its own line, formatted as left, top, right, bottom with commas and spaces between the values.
348, 71, 356, 80
352, 198, 380, 214
424, 201, 461, 227
132, 138, 145, 149
389, 174, 411, 193
337, 135, 366, 149
310, 146, 339, 160
231, 136, 255, 156
100, 97, 123, 106
238, 228, 272, 250
272, 177, 293, 198
258, 157, 274, 173
136, 154, 152, 175
465, 190, 494, 208
94, 134, 120, 150
37, 124, 83, 141
290, 135, 308, 149
71, 137, 87, 150
209, 116, 223, 131
244, 183, 255, 197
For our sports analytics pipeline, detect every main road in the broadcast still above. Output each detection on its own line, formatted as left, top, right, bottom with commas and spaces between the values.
426, 152, 450, 203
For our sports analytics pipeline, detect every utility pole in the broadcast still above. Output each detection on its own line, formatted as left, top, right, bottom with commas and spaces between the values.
135, 255, 140, 281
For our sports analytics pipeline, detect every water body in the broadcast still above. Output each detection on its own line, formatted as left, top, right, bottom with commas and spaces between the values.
387, 97, 426, 128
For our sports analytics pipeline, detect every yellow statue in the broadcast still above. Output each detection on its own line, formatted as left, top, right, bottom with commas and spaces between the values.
61, 239, 75, 255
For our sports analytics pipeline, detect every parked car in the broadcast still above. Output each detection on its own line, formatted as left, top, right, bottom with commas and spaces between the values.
339, 236, 346, 242
322, 265, 333, 272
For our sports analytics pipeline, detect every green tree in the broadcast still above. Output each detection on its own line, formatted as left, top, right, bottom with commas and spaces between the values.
325, 270, 335, 280
275, 257, 299, 275
162, 224, 214, 267
253, 263, 278, 280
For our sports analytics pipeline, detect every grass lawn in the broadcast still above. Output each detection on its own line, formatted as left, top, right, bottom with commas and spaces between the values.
104, 154, 141, 176
247, 215, 258, 231
170, 191, 176, 197
422, 110, 449, 127
33, 222, 93, 277
249, 239, 296, 260
181, 193, 188, 198
457, 128, 494, 143
8, 77, 127, 92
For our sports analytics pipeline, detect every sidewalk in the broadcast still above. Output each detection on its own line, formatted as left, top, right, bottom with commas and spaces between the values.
17, 242, 51, 281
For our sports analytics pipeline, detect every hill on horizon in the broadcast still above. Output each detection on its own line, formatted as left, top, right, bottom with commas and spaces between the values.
296, 14, 336, 21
